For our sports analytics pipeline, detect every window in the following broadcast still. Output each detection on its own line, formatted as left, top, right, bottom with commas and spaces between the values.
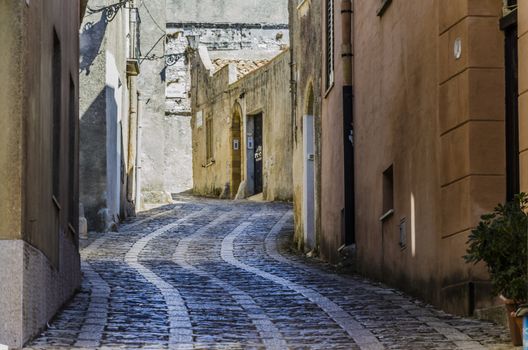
68, 77, 77, 234
399, 218, 407, 248
382, 165, 394, 214
206, 115, 213, 162
325, 0, 334, 91
52, 30, 62, 205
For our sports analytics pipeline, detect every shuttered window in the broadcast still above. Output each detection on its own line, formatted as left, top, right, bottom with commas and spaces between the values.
326, 0, 335, 90
52, 30, 62, 205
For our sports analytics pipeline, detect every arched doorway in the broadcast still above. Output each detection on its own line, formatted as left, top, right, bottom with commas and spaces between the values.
303, 85, 316, 250
231, 104, 243, 198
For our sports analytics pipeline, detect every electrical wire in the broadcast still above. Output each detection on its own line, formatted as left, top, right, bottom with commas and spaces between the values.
139, 0, 166, 34
139, 33, 167, 65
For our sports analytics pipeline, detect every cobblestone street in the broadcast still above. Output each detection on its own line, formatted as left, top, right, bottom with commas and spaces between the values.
26, 197, 513, 350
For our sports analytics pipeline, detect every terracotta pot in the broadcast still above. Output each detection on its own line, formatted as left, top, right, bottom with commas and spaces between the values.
504, 302, 523, 346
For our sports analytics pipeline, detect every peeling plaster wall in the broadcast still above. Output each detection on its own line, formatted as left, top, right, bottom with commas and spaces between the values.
166, 0, 288, 24
191, 49, 293, 201
140, 0, 289, 201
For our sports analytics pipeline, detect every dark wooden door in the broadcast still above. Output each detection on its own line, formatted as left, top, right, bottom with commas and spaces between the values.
231, 110, 242, 198
253, 113, 263, 194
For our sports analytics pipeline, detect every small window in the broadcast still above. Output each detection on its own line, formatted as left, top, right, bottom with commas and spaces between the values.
325, 0, 335, 90
382, 165, 394, 214
206, 115, 213, 162
399, 218, 407, 248
52, 30, 62, 203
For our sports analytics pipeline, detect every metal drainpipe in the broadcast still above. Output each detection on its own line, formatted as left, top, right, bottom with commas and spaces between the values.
341, 0, 353, 85
341, 0, 356, 245
289, 3, 297, 145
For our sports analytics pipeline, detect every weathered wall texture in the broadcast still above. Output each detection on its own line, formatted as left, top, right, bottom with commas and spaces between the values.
319, 0, 355, 262
191, 48, 293, 201
0, 0, 81, 346
80, 0, 140, 231
353, 0, 505, 316
145, 0, 289, 201
136, 0, 170, 204
289, 0, 323, 252
166, 0, 289, 24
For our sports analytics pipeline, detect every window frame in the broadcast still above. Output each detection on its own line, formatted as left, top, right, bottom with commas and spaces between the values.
325, 0, 335, 94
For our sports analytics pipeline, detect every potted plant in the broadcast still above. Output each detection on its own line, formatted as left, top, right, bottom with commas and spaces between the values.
464, 193, 528, 346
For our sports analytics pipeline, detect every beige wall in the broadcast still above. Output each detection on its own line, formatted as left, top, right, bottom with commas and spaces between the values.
519, 1, 528, 191
353, 0, 505, 315
191, 49, 293, 201
319, 0, 351, 262
0, 1, 24, 241
0, 1, 82, 346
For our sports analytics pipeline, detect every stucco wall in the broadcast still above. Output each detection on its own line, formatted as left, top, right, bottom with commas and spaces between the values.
166, 0, 288, 24
319, 0, 349, 262
519, 1, 528, 192
0, 1, 24, 242
136, 0, 169, 203
0, 0, 81, 346
353, 0, 505, 316
191, 49, 293, 201
80, 0, 132, 231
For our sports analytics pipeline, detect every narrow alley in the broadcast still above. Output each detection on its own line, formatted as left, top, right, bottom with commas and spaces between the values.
1, 0, 527, 348
25, 197, 509, 350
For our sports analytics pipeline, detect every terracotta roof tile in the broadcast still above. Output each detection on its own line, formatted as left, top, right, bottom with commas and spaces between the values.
212, 58, 269, 79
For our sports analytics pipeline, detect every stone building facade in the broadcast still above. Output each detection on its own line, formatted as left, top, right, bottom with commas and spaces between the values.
135, 0, 169, 205
142, 0, 289, 202
291, 0, 527, 321
0, 1, 82, 347
289, 0, 323, 253
80, 0, 141, 232
191, 47, 293, 201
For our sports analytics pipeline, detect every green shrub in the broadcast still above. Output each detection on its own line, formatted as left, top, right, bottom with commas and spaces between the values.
464, 193, 528, 302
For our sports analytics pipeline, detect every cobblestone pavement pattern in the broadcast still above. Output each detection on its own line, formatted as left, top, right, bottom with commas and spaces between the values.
26, 197, 513, 349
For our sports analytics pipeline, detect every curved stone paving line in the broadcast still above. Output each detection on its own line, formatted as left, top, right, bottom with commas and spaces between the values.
24, 197, 514, 349
124, 210, 208, 349
28, 205, 199, 349
173, 215, 288, 350
263, 213, 488, 349
139, 211, 271, 348
187, 214, 357, 349
221, 216, 384, 350
228, 210, 510, 349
